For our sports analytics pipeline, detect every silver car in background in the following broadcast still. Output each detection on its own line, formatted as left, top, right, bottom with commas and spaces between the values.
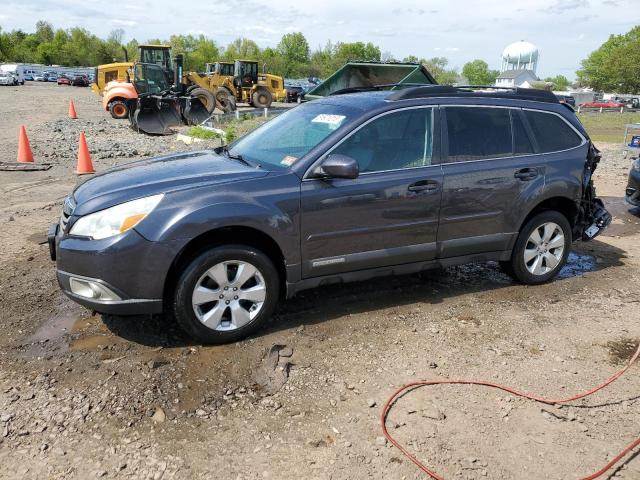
0, 72, 14, 86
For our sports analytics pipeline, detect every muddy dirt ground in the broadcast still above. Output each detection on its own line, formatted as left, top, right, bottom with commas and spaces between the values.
1, 82, 640, 479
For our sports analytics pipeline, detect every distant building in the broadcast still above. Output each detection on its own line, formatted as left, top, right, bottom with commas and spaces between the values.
496, 40, 540, 88
495, 69, 539, 88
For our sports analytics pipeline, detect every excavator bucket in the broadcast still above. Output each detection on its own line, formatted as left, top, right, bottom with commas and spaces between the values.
180, 96, 211, 126
128, 95, 183, 135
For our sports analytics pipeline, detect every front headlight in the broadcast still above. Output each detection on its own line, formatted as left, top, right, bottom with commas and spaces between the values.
633, 158, 640, 172
70, 194, 163, 240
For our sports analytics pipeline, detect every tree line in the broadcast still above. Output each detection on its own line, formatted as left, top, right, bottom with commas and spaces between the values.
0, 21, 503, 84
1, 21, 637, 92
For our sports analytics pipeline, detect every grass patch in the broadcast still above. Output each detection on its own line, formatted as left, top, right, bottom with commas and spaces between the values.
577, 112, 640, 143
187, 126, 222, 140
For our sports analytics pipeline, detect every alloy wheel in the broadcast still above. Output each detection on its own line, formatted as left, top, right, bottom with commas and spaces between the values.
191, 260, 266, 331
524, 222, 565, 276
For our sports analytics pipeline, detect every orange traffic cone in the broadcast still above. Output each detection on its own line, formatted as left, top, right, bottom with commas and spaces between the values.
76, 132, 95, 175
68, 100, 78, 119
17, 126, 34, 163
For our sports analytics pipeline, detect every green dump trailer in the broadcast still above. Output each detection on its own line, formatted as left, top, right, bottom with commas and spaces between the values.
305, 62, 437, 100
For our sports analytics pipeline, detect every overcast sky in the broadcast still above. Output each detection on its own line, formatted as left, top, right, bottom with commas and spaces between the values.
1, 0, 638, 79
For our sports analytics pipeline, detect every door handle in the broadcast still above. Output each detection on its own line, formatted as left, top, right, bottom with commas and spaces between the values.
408, 180, 439, 193
514, 168, 539, 181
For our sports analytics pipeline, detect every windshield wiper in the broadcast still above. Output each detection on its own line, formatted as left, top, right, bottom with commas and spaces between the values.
221, 145, 253, 167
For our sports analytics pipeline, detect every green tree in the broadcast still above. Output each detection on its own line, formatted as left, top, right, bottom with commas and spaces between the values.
223, 38, 260, 61
543, 74, 570, 91
462, 59, 499, 85
577, 26, 640, 93
422, 57, 459, 85
277, 32, 309, 77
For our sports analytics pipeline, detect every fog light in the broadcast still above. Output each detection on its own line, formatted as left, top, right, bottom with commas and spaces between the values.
69, 278, 121, 301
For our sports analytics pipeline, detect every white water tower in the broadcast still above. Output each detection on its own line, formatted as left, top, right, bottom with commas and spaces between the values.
501, 41, 539, 73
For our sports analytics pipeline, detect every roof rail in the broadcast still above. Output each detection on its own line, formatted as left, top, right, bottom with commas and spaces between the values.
386, 85, 559, 103
330, 83, 441, 96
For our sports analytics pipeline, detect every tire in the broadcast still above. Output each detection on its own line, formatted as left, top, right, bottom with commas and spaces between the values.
189, 87, 216, 113
109, 100, 129, 119
252, 89, 273, 108
215, 88, 236, 113
172, 245, 280, 344
506, 211, 571, 285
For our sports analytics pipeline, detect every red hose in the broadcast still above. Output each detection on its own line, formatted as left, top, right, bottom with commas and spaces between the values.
381, 342, 640, 480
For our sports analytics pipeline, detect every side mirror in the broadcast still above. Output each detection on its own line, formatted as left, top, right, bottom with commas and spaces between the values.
314, 154, 359, 179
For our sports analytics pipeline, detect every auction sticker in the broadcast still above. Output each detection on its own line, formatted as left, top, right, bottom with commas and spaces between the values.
311, 114, 346, 127
280, 155, 298, 166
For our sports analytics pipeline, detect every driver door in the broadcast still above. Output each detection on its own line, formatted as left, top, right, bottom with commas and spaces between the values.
300, 107, 443, 278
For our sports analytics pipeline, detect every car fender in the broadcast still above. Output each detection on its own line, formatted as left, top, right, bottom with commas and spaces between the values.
134, 176, 301, 267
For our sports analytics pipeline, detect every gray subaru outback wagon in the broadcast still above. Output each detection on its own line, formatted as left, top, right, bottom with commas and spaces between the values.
49, 85, 611, 344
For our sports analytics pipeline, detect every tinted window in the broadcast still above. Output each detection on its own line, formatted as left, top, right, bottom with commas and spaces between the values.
332, 108, 434, 173
524, 110, 582, 152
446, 107, 511, 162
512, 111, 535, 155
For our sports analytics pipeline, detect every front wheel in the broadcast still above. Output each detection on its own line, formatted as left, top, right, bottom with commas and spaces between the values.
172, 246, 280, 344
505, 211, 571, 285
109, 100, 129, 119
252, 89, 272, 108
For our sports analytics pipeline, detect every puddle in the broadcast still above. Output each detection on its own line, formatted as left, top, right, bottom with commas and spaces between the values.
601, 196, 640, 238
605, 338, 639, 365
558, 252, 597, 279
21, 311, 94, 358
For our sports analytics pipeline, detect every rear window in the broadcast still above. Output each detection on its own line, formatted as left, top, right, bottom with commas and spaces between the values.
524, 110, 583, 153
446, 107, 512, 162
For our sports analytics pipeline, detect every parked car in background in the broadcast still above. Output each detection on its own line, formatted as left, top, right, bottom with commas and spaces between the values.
72, 74, 89, 87
57, 75, 71, 86
47, 74, 58, 82
580, 100, 625, 108
626, 157, 640, 207
33, 73, 46, 81
285, 85, 305, 103
0, 64, 25, 85
556, 95, 575, 107
0, 72, 14, 86
49, 85, 611, 344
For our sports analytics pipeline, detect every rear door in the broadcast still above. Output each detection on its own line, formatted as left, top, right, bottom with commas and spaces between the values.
300, 106, 443, 278
438, 106, 545, 257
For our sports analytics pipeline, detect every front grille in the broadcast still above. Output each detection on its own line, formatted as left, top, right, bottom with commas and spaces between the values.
60, 195, 76, 233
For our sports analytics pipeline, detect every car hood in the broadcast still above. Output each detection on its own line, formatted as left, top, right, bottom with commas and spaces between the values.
72, 150, 269, 216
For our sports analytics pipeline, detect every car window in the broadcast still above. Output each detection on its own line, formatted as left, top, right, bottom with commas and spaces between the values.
229, 102, 358, 167
331, 108, 434, 173
446, 107, 512, 162
512, 111, 535, 155
524, 110, 583, 153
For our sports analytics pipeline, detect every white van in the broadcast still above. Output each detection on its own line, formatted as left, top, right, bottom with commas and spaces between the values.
0, 64, 25, 85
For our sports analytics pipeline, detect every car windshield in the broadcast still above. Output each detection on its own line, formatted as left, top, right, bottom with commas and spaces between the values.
228, 102, 357, 167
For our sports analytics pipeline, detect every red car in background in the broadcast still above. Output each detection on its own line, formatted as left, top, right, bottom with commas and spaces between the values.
580, 99, 625, 108
57, 76, 71, 86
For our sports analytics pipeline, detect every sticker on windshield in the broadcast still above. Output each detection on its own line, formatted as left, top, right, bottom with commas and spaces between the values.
312, 114, 346, 127
280, 155, 298, 166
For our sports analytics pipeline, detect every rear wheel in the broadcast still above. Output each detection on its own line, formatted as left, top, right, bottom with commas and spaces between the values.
173, 245, 280, 344
109, 100, 129, 119
189, 87, 216, 113
215, 88, 236, 113
252, 89, 272, 108
505, 211, 571, 285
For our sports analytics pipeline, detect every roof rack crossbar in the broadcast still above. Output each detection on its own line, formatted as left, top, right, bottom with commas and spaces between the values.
385, 85, 559, 103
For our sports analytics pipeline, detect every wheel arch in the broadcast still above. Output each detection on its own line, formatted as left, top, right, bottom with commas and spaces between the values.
517, 196, 579, 241
163, 225, 287, 305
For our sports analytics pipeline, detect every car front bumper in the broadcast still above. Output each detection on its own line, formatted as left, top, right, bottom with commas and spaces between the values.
626, 166, 640, 207
49, 224, 175, 315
